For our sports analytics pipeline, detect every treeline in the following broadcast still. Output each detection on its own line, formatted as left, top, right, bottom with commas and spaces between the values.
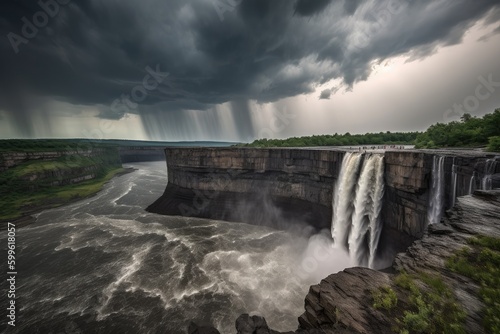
0, 139, 116, 152
241, 108, 500, 152
241, 132, 420, 148
414, 109, 500, 151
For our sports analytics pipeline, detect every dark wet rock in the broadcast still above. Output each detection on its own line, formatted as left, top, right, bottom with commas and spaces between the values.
298, 267, 393, 334
188, 321, 220, 334
235, 314, 294, 334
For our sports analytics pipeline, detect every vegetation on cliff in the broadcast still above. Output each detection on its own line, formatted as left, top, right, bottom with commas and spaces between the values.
0, 151, 124, 222
369, 234, 500, 334
240, 108, 499, 151
487, 136, 500, 153
241, 131, 419, 147
414, 109, 500, 150
372, 272, 466, 334
0, 139, 118, 152
447, 235, 500, 333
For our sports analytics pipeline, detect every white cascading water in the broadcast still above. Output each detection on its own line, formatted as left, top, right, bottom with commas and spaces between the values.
331, 152, 385, 269
331, 152, 363, 249
427, 155, 445, 225
468, 172, 476, 195
451, 158, 458, 207
482, 159, 497, 190
348, 154, 385, 268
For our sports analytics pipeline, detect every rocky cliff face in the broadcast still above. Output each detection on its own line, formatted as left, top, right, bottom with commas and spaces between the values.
1, 148, 122, 192
147, 148, 345, 230
118, 146, 165, 162
383, 150, 500, 238
0, 148, 118, 172
149, 147, 499, 240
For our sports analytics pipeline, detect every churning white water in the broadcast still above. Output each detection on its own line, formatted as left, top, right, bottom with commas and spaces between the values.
427, 155, 445, 225
331, 152, 385, 268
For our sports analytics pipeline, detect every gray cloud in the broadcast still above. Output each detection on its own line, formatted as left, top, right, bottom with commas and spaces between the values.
319, 89, 332, 100
0, 0, 499, 137
294, 0, 332, 16
343, 0, 362, 15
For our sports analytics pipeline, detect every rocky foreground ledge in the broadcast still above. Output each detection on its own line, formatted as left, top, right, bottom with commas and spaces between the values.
189, 190, 500, 334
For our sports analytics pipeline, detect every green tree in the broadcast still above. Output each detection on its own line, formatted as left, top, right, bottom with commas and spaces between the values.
487, 136, 500, 152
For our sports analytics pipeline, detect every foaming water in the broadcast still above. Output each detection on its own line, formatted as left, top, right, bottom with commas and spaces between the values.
0, 162, 333, 334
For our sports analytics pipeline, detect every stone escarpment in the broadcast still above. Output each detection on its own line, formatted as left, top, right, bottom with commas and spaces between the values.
0, 148, 124, 225
383, 150, 500, 239
147, 148, 345, 230
148, 147, 499, 240
118, 146, 165, 162
0, 146, 165, 172
0, 148, 117, 172
0, 148, 123, 191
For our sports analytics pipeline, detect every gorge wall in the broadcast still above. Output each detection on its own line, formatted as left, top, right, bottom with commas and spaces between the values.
118, 146, 165, 163
147, 148, 344, 230
0, 148, 120, 172
0, 146, 165, 172
0, 148, 123, 187
384, 150, 500, 238
147, 147, 499, 241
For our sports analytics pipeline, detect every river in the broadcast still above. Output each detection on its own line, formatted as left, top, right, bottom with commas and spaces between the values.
1, 162, 347, 334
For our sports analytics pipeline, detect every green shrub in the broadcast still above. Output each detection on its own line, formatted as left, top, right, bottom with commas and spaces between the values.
487, 136, 500, 152
392, 271, 466, 334
447, 236, 500, 333
373, 286, 398, 311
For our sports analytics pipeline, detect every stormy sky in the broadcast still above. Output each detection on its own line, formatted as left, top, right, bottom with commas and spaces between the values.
0, 0, 499, 141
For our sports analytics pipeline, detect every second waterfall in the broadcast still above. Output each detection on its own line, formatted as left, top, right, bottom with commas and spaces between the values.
331, 152, 385, 269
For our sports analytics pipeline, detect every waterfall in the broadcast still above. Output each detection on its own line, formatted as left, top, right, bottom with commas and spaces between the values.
482, 159, 497, 190
427, 156, 445, 225
451, 158, 458, 208
468, 172, 476, 195
331, 152, 363, 249
331, 152, 385, 268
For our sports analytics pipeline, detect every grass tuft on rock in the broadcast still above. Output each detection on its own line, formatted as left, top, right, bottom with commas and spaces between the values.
372, 286, 398, 311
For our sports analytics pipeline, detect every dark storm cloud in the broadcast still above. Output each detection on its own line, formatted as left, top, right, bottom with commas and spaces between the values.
294, 0, 332, 16
319, 89, 332, 100
0, 0, 499, 136
343, 0, 362, 15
